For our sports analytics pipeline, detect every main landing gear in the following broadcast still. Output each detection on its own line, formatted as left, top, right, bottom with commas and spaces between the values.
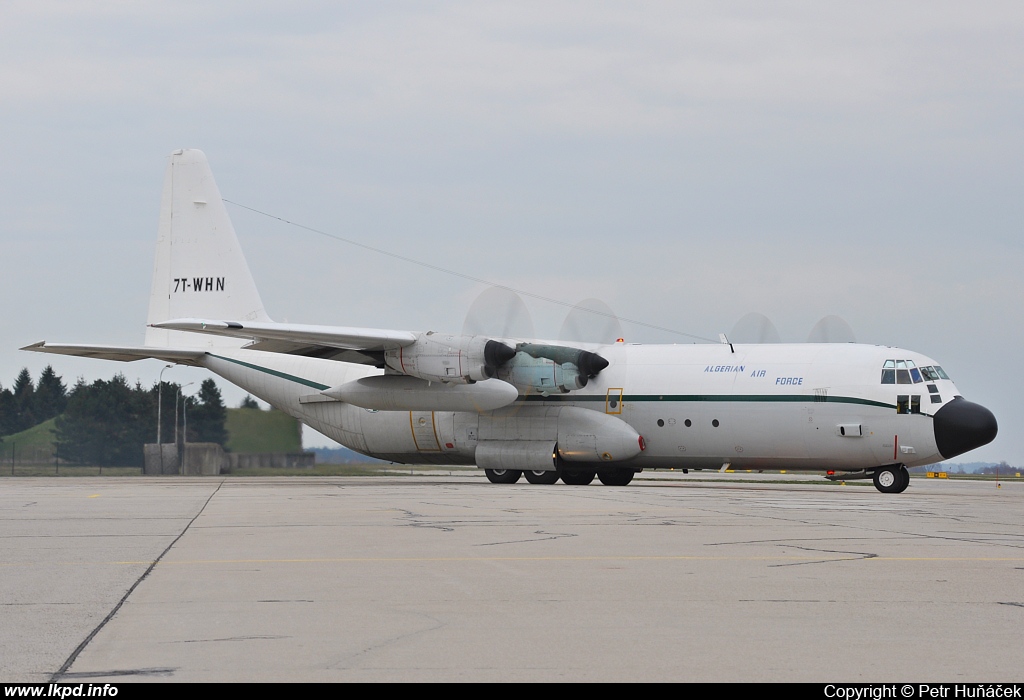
559, 468, 596, 485
524, 469, 560, 485
485, 467, 636, 486
872, 465, 910, 494
597, 467, 635, 486
484, 468, 522, 484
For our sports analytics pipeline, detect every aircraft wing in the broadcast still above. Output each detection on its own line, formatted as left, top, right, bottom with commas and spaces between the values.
150, 319, 419, 366
21, 342, 207, 366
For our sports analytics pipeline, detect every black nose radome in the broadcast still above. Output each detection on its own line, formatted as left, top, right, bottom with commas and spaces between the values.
933, 398, 998, 460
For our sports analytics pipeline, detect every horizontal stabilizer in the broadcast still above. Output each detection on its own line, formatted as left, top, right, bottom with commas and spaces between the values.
21, 342, 206, 365
152, 319, 417, 352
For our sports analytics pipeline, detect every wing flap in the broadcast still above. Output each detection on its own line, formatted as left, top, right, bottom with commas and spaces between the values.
151, 319, 415, 352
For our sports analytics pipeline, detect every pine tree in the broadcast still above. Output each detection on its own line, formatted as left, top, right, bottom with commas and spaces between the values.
0, 385, 15, 436
56, 375, 154, 466
239, 395, 260, 409
34, 366, 68, 422
12, 368, 35, 433
187, 379, 227, 446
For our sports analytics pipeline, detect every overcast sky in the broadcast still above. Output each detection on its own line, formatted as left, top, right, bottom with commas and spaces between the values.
2, 2, 1021, 462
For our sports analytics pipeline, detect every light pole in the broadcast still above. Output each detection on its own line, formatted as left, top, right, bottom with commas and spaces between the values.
175, 382, 194, 470
157, 364, 173, 473
183, 392, 193, 473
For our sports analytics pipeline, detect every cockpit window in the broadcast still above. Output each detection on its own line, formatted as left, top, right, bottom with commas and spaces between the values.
884, 361, 949, 384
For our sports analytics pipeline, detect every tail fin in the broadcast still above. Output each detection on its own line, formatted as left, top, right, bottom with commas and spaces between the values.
144, 149, 272, 348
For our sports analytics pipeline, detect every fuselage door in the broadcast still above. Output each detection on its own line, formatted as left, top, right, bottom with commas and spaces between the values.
409, 411, 442, 452
605, 388, 623, 415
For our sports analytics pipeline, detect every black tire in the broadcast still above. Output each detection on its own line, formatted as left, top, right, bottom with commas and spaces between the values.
560, 468, 596, 486
524, 469, 560, 485
597, 468, 635, 486
872, 466, 904, 494
895, 466, 910, 493
484, 468, 522, 484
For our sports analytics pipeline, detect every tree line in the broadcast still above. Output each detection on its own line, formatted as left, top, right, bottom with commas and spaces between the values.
0, 367, 229, 467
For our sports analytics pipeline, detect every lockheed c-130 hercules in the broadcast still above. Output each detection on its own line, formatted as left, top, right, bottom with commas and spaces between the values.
24, 149, 998, 493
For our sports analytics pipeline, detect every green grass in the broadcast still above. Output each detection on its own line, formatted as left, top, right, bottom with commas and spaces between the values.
0, 410, 303, 457
225, 408, 303, 453
0, 418, 58, 462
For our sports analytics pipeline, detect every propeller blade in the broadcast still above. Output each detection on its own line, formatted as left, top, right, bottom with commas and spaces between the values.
807, 315, 856, 343
558, 298, 623, 344
728, 312, 781, 344
462, 286, 535, 340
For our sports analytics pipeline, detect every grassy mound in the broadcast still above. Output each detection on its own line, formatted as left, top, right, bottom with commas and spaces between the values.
225, 408, 302, 453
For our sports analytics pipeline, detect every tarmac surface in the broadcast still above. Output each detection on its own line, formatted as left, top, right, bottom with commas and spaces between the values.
1, 472, 1022, 682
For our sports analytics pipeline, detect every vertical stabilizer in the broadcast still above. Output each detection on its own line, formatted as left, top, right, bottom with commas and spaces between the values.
145, 149, 271, 348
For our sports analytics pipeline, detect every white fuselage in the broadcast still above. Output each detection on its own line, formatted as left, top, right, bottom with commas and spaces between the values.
200, 341, 953, 472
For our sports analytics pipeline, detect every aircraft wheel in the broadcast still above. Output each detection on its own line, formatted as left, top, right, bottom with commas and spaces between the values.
597, 468, 635, 486
895, 466, 910, 493
484, 468, 522, 484
560, 468, 596, 486
872, 466, 904, 494
524, 469, 560, 485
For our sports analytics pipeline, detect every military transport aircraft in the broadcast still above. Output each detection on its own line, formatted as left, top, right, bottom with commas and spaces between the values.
24, 149, 998, 492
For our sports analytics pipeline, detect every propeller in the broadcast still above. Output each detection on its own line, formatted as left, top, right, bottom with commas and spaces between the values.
462, 286, 535, 340
807, 315, 856, 343
728, 312, 781, 344
558, 298, 623, 345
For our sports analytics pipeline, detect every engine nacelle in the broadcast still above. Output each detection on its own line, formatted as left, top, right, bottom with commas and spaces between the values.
384, 332, 515, 384
499, 352, 587, 394
517, 343, 609, 378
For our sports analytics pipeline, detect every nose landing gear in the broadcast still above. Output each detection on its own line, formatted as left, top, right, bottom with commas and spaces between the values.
873, 465, 910, 494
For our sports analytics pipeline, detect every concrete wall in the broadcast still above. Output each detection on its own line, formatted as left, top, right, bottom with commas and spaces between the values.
145, 444, 315, 474
182, 443, 224, 476
143, 444, 180, 475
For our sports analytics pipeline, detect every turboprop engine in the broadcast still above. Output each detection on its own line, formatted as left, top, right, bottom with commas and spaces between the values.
383, 332, 515, 384
379, 331, 611, 404
498, 343, 610, 394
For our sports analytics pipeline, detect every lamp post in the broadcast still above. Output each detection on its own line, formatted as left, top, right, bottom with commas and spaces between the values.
157, 364, 173, 473
183, 392, 193, 473
175, 382, 194, 470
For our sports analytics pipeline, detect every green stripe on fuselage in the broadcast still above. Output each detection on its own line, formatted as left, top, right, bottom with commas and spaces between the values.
207, 354, 894, 410
520, 394, 894, 409
208, 353, 331, 391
